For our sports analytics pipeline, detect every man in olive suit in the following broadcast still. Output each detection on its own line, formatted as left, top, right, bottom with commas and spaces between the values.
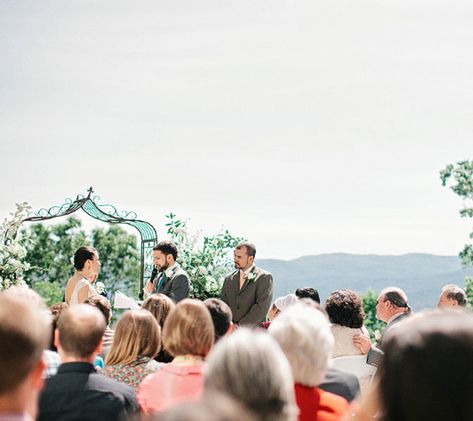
221, 242, 273, 326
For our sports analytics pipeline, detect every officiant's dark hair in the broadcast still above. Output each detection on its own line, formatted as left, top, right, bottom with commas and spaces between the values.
236, 242, 256, 258
73, 246, 97, 270
154, 241, 178, 260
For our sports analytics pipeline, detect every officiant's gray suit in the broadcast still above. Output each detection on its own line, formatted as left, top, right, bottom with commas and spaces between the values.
154, 266, 189, 303
221, 266, 273, 326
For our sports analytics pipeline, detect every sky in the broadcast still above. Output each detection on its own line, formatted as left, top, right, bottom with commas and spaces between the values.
1, 0, 472, 259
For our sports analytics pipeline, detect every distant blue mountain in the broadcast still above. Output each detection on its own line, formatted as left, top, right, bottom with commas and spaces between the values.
257, 253, 473, 310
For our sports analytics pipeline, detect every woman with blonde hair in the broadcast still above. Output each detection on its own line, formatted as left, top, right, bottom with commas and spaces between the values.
142, 293, 175, 363
100, 310, 161, 390
138, 299, 215, 414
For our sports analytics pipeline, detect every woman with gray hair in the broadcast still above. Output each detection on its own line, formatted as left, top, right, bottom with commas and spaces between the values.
204, 328, 297, 421
269, 302, 349, 421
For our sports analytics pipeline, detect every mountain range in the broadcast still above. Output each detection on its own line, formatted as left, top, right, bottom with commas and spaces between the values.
257, 253, 473, 310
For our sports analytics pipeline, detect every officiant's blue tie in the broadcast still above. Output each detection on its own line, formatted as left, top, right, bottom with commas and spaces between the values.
156, 272, 167, 291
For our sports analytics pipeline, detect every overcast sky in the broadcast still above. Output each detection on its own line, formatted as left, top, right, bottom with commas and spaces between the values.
1, 0, 472, 259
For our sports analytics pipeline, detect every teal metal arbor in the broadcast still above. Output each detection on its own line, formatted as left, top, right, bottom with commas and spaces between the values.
18, 187, 157, 299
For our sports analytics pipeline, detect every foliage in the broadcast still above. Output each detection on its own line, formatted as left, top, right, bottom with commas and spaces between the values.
165, 213, 244, 300
441, 160, 473, 267
20, 217, 140, 304
90, 225, 140, 297
0, 202, 31, 290
361, 289, 385, 339
464, 276, 473, 310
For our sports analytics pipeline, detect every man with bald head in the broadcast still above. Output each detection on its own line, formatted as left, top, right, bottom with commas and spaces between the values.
38, 304, 138, 421
353, 287, 411, 367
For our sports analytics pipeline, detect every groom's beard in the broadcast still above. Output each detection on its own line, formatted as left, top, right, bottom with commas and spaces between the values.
157, 262, 170, 272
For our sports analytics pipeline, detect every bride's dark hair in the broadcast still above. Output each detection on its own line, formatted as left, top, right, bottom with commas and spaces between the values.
73, 246, 97, 270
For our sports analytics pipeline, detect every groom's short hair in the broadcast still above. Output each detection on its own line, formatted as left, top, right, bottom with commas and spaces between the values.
236, 242, 256, 258
153, 241, 178, 260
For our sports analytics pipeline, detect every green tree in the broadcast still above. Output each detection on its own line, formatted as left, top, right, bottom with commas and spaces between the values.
165, 213, 243, 300
441, 160, 473, 267
464, 276, 473, 309
361, 289, 385, 339
21, 217, 140, 304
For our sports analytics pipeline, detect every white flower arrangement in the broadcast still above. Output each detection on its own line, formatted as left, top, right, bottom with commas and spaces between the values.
95, 282, 105, 294
0, 203, 31, 291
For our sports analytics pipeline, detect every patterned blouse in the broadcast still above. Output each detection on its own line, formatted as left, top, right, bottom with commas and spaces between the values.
99, 356, 162, 391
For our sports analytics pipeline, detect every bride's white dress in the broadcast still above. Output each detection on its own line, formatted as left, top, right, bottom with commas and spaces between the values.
70, 277, 97, 304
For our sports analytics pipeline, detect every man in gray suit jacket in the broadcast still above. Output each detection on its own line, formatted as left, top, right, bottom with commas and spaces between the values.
221, 242, 273, 326
353, 287, 411, 367
144, 241, 189, 302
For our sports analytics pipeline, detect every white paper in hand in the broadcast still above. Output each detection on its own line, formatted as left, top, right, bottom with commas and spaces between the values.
114, 291, 140, 310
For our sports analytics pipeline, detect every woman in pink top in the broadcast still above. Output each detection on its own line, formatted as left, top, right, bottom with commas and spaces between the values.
138, 299, 214, 414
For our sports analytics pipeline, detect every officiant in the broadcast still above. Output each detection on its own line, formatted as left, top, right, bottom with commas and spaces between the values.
144, 241, 190, 302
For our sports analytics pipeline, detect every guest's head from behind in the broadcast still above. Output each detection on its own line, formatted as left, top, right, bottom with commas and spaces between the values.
376, 287, 410, 323
268, 294, 298, 321
233, 241, 256, 271
438, 284, 467, 308
142, 293, 175, 328
378, 310, 473, 421
325, 289, 365, 328
269, 302, 333, 387
204, 328, 296, 421
147, 391, 258, 421
153, 241, 178, 272
295, 287, 321, 303
56, 304, 106, 361
84, 294, 112, 326
0, 291, 50, 417
73, 246, 100, 279
106, 310, 160, 366
204, 298, 233, 342
49, 302, 69, 351
163, 299, 214, 359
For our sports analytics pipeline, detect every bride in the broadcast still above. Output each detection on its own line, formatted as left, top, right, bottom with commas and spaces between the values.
65, 246, 101, 304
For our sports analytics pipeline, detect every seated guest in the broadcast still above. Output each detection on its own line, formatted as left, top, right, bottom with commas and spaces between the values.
325, 289, 369, 358
295, 287, 321, 303
204, 298, 233, 342
269, 302, 349, 421
150, 391, 258, 421
296, 298, 361, 402
142, 293, 175, 363
84, 295, 114, 359
204, 328, 297, 421
438, 284, 467, 308
353, 287, 411, 368
38, 304, 138, 421
0, 290, 50, 420
355, 310, 473, 421
101, 310, 161, 391
49, 302, 69, 351
138, 299, 214, 414
260, 294, 298, 329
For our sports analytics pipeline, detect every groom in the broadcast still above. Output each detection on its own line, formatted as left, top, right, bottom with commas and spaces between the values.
144, 241, 189, 302
221, 241, 273, 326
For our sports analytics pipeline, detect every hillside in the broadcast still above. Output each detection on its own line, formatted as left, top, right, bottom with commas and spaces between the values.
257, 253, 473, 310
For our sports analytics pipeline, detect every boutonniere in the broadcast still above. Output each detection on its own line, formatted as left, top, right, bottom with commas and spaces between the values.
165, 268, 174, 278
374, 329, 382, 342
95, 282, 106, 295
245, 272, 257, 283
